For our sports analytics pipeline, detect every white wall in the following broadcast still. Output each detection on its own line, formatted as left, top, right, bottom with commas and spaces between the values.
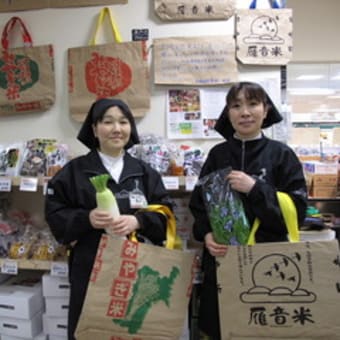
0, 0, 325, 156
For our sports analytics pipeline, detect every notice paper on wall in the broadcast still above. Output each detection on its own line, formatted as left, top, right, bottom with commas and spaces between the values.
167, 88, 226, 139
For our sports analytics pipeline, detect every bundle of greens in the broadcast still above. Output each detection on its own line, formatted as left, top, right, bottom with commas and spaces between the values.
199, 167, 250, 245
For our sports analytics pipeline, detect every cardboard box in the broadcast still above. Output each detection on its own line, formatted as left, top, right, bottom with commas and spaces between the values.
42, 274, 70, 298
309, 186, 338, 198
302, 161, 338, 174
311, 174, 338, 186
0, 275, 44, 319
49, 336, 67, 340
1, 332, 47, 340
45, 297, 69, 317
42, 314, 67, 337
0, 311, 43, 338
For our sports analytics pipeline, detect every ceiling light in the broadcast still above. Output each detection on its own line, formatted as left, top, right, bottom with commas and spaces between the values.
288, 88, 336, 95
296, 75, 324, 80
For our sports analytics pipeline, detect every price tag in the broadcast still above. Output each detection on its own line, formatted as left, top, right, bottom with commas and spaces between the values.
185, 176, 198, 191
1, 260, 18, 275
0, 177, 12, 192
19, 177, 38, 192
42, 177, 50, 196
51, 261, 69, 277
162, 176, 179, 190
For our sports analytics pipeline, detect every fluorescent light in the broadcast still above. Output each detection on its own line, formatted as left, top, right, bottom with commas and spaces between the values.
296, 75, 324, 80
330, 74, 340, 80
288, 88, 336, 95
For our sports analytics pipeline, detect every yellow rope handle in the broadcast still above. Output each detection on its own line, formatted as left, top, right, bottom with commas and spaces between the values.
130, 204, 177, 250
89, 7, 122, 46
247, 192, 300, 245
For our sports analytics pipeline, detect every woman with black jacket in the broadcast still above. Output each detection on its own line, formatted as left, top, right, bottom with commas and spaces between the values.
45, 98, 173, 340
189, 82, 307, 340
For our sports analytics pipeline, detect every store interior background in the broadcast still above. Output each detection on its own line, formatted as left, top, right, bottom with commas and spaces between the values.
0, 0, 339, 155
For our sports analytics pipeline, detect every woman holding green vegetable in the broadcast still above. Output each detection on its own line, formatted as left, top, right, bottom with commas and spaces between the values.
189, 82, 307, 340
45, 98, 173, 340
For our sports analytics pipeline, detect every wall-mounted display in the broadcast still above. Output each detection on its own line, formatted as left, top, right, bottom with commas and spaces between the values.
153, 35, 238, 85
154, 0, 235, 21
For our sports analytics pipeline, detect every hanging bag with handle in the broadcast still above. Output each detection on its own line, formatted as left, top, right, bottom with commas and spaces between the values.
235, 0, 293, 65
216, 192, 340, 339
75, 204, 195, 340
68, 7, 150, 122
0, 16, 55, 116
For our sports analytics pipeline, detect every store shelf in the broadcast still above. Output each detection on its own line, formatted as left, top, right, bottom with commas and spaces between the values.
0, 258, 54, 271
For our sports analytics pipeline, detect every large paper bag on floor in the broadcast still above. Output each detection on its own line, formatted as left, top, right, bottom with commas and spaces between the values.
76, 236, 195, 340
217, 240, 340, 340
0, 16, 55, 115
68, 7, 150, 122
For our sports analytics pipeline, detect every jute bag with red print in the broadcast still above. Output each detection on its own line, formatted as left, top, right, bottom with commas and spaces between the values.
68, 7, 150, 122
0, 17, 55, 115
75, 205, 196, 340
235, 0, 293, 65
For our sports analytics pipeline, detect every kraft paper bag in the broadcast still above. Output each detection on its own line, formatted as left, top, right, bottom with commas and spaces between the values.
0, 0, 127, 12
0, 17, 55, 116
235, 0, 293, 65
154, 0, 235, 21
75, 235, 195, 340
153, 35, 238, 85
216, 240, 340, 340
68, 7, 150, 122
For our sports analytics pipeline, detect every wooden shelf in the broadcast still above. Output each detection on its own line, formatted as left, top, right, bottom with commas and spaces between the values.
0, 258, 67, 271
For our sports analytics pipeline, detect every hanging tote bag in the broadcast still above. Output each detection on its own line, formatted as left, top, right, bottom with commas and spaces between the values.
0, 16, 55, 116
216, 192, 340, 340
235, 0, 293, 65
75, 204, 195, 340
154, 0, 236, 21
68, 7, 150, 122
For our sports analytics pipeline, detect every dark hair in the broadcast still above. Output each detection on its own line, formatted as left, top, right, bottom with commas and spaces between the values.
77, 98, 140, 150
214, 81, 283, 138
226, 82, 269, 109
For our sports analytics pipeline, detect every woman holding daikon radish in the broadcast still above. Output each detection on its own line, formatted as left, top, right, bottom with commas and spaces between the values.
45, 98, 173, 340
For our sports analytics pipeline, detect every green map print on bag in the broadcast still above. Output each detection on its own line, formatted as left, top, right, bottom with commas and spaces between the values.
85, 52, 132, 98
112, 265, 180, 334
0, 51, 39, 100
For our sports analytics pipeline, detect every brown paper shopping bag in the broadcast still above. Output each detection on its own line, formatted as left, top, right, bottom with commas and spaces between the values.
0, 17, 55, 115
216, 240, 340, 340
68, 7, 150, 122
153, 35, 238, 85
235, 0, 293, 65
154, 0, 236, 21
75, 206, 195, 340
216, 191, 340, 339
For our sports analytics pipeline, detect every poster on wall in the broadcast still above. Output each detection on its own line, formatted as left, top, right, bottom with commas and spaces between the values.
0, 0, 127, 12
153, 35, 238, 85
167, 88, 227, 139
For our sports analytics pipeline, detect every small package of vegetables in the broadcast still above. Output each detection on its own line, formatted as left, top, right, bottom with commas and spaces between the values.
198, 167, 250, 245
